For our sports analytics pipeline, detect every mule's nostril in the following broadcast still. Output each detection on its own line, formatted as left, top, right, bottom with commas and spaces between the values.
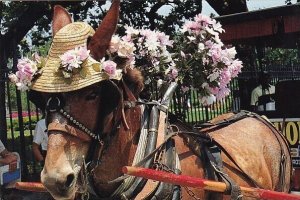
65, 173, 75, 188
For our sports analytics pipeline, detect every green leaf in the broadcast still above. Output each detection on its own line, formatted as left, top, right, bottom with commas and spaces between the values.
92, 63, 101, 72
80, 68, 88, 78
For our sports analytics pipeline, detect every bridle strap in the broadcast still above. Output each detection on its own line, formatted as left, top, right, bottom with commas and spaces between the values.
48, 122, 92, 142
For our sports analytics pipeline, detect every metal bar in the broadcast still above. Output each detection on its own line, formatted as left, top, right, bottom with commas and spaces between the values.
6, 81, 15, 149
26, 91, 37, 175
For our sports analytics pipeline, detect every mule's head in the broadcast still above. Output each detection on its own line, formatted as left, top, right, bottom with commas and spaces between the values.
29, 1, 143, 199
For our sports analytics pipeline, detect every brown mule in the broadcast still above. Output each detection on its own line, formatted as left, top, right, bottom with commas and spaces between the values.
29, 1, 292, 199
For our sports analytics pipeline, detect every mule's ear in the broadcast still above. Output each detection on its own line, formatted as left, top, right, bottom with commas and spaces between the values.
88, 0, 120, 61
52, 5, 72, 37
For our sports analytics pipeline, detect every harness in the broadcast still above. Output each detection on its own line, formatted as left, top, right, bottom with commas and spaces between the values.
45, 81, 291, 200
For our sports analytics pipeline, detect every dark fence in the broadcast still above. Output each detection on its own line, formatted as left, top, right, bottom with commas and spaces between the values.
4, 71, 43, 181
2, 60, 300, 181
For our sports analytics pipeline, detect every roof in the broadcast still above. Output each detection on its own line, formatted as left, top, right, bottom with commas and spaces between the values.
215, 4, 300, 48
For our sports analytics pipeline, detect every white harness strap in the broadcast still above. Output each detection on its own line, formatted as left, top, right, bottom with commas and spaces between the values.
110, 103, 149, 197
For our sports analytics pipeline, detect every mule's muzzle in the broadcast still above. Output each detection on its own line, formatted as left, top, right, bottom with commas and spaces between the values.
41, 169, 77, 200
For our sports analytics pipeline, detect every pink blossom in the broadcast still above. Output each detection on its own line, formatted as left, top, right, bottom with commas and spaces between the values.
208, 86, 219, 95
10, 55, 42, 91
181, 86, 190, 93
77, 46, 90, 60
8, 73, 18, 83
157, 32, 173, 47
205, 40, 214, 48
17, 58, 37, 80
229, 60, 243, 78
60, 51, 79, 70
102, 60, 117, 77
32, 53, 41, 63
109, 35, 121, 53
182, 21, 201, 34
216, 87, 230, 101
180, 51, 186, 58
199, 94, 216, 106
122, 35, 132, 42
118, 40, 135, 58
140, 29, 155, 39
208, 44, 222, 63
194, 14, 213, 26
212, 21, 224, 33
60, 46, 90, 72
171, 68, 178, 79
125, 25, 139, 36
219, 69, 232, 87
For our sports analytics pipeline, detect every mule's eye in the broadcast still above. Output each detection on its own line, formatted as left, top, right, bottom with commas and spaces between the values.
86, 91, 99, 101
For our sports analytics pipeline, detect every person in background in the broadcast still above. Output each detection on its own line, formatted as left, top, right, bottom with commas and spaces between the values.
250, 71, 275, 111
32, 116, 48, 165
0, 140, 17, 166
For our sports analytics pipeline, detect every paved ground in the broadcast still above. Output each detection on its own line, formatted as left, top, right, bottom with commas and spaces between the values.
2, 189, 53, 200
1, 189, 299, 199
292, 191, 300, 195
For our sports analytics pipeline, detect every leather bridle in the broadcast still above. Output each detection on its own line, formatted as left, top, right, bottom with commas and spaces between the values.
45, 79, 126, 166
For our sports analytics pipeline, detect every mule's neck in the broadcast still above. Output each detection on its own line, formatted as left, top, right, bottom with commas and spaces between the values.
91, 99, 141, 196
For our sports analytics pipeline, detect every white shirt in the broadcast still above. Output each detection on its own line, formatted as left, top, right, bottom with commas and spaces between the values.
33, 119, 48, 151
250, 85, 275, 106
0, 140, 6, 154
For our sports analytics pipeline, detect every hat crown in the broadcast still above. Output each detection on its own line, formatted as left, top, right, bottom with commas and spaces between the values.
31, 22, 110, 93
49, 22, 95, 60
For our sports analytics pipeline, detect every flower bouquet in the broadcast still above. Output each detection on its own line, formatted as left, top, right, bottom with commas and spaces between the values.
109, 25, 176, 86
8, 53, 45, 91
172, 14, 243, 105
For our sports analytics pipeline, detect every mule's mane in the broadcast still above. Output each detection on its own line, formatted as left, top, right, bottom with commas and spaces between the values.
123, 68, 144, 98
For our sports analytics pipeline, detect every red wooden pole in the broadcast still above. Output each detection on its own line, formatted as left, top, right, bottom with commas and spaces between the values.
123, 166, 300, 200
15, 182, 47, 192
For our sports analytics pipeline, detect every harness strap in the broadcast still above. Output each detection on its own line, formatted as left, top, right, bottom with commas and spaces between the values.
107, 130, 212, 184
119, 105, 157, 199
198, 110, 290, 191
195, 111, 249, 129
204, 146, 242, 200
249, 112, 291, 191
48, 122, 92, 142
195, 112, 263, 189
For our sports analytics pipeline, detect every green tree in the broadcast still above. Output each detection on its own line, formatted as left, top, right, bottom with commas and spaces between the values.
264, 48, 299, 65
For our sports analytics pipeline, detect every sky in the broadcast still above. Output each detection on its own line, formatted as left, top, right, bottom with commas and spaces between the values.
202, 0, 298, 16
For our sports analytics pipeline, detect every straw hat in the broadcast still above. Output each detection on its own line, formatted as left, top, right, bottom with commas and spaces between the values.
31, 22, 116, 93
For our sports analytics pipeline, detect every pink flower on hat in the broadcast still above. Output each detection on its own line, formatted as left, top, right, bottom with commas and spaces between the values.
58, 46, 92, 78
102, 60, 117, 77
77, 46, 90, 61
60, 46, 90, 72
